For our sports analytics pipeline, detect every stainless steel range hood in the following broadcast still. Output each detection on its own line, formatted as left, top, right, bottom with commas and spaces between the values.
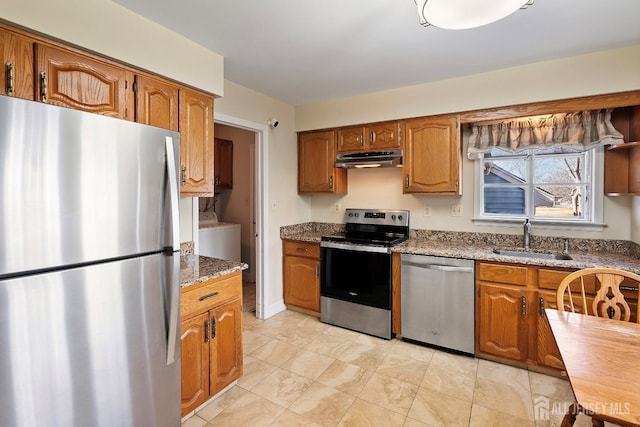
335, 150, 403, 168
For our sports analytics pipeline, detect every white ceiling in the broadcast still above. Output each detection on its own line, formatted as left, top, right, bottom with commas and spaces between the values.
114, 0, 640, 106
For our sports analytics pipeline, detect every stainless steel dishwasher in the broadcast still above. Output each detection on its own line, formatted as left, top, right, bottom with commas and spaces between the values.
401, 254, 475, 354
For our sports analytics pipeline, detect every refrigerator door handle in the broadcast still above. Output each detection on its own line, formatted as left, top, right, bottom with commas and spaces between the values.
165, 254, 180, 365
165, 136, 180, 251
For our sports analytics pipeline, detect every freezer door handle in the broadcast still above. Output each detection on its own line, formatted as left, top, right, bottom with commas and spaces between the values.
165, 137, 180, 251
401, 261, 474, 273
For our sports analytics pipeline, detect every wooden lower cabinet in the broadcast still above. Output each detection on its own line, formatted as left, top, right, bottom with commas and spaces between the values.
283, 240, 320, 312
476, 262, 571, 371
180, 272, 243, 416
477, 283, 529, 362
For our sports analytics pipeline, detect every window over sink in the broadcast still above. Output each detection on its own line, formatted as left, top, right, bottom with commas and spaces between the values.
473, 146, 605, 229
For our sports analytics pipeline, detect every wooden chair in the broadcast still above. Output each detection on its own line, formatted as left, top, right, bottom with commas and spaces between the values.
555, 267, 640, 427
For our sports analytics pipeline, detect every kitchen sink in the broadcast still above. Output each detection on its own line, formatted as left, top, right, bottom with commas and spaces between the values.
493, 248, 572, 260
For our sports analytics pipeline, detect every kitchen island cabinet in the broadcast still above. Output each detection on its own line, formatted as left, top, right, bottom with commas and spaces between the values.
298, 130, 347, 194
402, 115, 462, 195
283, 240, 320, 313
0, 28, 34, 99
180, 270, 243, 416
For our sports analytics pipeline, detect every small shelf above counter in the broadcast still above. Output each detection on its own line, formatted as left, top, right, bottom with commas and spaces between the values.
606, 106, 640, 195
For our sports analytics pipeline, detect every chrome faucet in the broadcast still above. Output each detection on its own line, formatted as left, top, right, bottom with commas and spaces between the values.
523, 219, 531, 249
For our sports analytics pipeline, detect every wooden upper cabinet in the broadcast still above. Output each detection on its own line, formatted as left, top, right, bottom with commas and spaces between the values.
214, 137, 233, 190
337, 121, 401, 153
337, 126, 366, 153
179, 88, 215, 197
369, 121, 401, 150
298, 130, 347, 194
0, 29, 34, 99
402, 116, 461, 194
35, 44, 133, 119
134, 75, 179, 131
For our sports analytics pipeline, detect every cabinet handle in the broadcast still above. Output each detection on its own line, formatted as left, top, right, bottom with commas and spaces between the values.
398, 125, 402, 143
359, 134, 363, 146
295, 247, 308, 253
521, 296, 527, 316
204, 319, 210, 343
405, 175, 409, 189
180, 166, 187, 187
211, 317, 217, 339
198, 291, 220, 301
370, 131, 375, 145
539, 297, 545, 317
39, 72, 47, 103
315, 264, 320, 278
5, 63, 14, 96
329, 176, 333, 189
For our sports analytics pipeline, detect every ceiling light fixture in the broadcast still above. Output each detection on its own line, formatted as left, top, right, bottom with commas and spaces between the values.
415, 0, 534, 29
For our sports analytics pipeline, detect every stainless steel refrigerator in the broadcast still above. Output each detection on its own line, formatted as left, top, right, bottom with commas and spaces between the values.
0, 95, 182, 427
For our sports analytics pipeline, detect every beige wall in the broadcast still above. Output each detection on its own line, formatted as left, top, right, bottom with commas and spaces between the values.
213, 80, 304, 313
632, 199, 640, 244
1, 0, 224, 96
296, 45, 640, 241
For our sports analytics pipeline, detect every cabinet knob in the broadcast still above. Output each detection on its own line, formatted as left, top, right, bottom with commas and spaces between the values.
521, 296, 527, 316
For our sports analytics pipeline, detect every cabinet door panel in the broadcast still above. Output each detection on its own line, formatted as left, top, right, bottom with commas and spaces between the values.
35, 44, 132, 119
179, 88, 215, 196
0, 30, 34, 99
298, 130, 346, 194
477, 283, 528, 361
283, 255, 320, 312
403, 116, 461, 194
134, 75, 178, 131
337, 126, 365, 153
369, 121, 400, 150
210, 299, 243, 394
181, 312, 209, 416
214, 137, 233, 189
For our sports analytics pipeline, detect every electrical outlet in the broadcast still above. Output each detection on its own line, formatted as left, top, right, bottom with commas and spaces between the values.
334, 203, 341, 212
451, 205, 463, 216
424, 206, 431, 216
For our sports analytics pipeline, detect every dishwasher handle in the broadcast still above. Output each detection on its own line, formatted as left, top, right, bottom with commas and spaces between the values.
401, 260, 474, 273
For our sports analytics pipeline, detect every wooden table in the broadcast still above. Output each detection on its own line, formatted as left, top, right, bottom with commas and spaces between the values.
545, 309, 640, 427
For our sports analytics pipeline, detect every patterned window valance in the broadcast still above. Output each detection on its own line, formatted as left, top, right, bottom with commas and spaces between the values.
467, 109, 623, 159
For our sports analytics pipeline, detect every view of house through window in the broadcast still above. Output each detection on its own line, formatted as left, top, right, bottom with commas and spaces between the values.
479, 147, 592, 221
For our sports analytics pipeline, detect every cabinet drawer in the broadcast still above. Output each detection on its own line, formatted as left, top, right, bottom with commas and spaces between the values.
181, 272, 242, 319
539, 268, 598, 294
283, 240, 320, 258
478, 262, 528, 286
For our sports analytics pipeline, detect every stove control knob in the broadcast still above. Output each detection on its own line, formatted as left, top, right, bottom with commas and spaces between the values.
391, 215, 396, 220
398, 215, 403, 221
354, 213, 359, 217
348, 213, 353, 217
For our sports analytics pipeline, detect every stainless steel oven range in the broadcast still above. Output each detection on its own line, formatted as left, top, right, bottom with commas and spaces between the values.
320, 208, 409, 339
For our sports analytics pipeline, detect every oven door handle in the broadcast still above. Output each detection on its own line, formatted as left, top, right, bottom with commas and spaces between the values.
401, 261, 474, 273
321, 241, 391, 254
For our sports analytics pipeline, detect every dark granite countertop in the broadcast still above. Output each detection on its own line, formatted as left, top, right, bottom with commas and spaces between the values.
180, 254, 248, 288
280, 222, 640, 274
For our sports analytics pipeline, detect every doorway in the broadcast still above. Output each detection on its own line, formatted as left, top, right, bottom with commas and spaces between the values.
192, 113, 268, 320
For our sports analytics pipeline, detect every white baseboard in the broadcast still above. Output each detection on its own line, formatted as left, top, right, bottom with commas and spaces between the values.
260, 299, 286, 319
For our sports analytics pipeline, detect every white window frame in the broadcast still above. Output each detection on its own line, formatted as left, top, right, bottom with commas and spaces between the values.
473, 147, 605, 231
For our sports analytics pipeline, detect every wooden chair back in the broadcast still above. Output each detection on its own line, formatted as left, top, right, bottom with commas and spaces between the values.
556, 268, 640, 322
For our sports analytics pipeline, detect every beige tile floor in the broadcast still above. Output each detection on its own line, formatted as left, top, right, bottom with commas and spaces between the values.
182, 310, 602, 427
